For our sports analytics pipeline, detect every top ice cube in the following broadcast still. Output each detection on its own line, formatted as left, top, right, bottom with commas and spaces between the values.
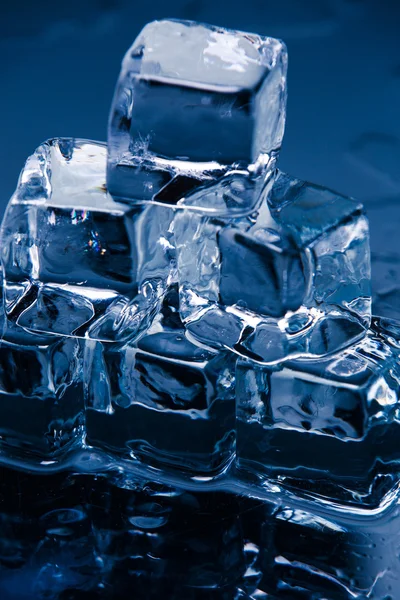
107, 19, 287, 211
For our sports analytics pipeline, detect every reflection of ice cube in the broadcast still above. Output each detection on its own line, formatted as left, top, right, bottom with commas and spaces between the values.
85, 289, 236, 475
176, 171, 371, 363
0, 330, 84, 458
90, 481, 248, 595
0, 139, 175, 342
107, 19, 287, 214
0, 465, 398, 598
259, 501, 400, 597
236, 316, 400, 506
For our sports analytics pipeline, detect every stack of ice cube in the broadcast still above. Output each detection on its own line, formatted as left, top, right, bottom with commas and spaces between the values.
0, 18, 399, 507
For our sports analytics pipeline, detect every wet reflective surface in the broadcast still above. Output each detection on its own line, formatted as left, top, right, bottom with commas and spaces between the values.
1, 466, 400, 599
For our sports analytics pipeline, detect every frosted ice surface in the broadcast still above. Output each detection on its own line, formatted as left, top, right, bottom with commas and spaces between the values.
107, 19, 287, 215
84, 287, 236, 475
236, 315, 400, 505
175, 170, 371, 363
0, 139, 176, 342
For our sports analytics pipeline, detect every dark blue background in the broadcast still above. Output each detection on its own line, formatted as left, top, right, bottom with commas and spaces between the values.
1, 0, 400, 316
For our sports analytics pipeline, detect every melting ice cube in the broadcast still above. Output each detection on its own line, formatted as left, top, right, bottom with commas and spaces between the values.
236, 316, 400, 505
0, 327, 84, 458
0, 139, 175, 342
107, 19, 287, 215
84, 288, 236, 475
175, 171, 371, 363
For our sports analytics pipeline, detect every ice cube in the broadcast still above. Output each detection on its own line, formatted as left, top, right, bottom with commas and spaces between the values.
236, 316, 400, 506
107, 19, 287, 215
175, 171, 371, 363
84, 288, 236, 475
0, 326, 84, 459
0, 139, 175, 342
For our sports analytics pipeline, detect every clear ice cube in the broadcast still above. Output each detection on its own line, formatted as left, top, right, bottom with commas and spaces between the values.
175, 170, 371, 363
107, 19, 287, 215
0, 139, 175, 342
0, 326, 84, 458
236, 316, 400, 505
84, 287, 236, 475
